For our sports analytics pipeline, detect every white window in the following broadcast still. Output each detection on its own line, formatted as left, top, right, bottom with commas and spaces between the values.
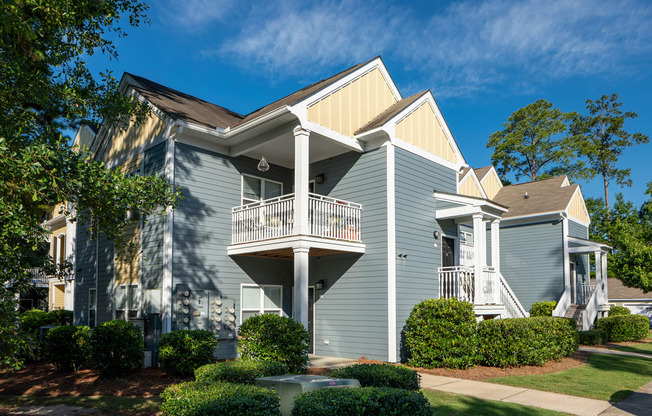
242, 175, 283, 205
240, 284, 283, 324
89, 289, 97, 328
460, 231, 474, 246
116, 284, 140, 320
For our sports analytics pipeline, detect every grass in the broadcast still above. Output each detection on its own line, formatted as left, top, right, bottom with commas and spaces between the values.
486, 353, 652, 402
422, 390, 566, 415
609, 332, 652, 355
0, 395, 161, 415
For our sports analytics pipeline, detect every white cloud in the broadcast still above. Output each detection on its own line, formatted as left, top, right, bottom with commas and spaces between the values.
197, 0, 652, 97
156, 0, 233, 27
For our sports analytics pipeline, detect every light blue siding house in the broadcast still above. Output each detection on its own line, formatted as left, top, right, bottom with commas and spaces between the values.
73, 57, 609, 363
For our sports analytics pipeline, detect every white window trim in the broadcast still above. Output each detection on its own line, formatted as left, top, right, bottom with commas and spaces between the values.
115, 283, 141, 319
241, 174, 284, 205
240, 284, 283, 324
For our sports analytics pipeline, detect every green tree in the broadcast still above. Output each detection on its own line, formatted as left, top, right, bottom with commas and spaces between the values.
570, 94, 649, 216
487, 99, 580, 182
0, 0, 180, 369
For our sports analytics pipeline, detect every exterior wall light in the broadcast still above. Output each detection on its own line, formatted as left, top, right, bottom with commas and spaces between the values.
315, 280, 324, 290
433, 230, 440, 239
315, 174, 325, 184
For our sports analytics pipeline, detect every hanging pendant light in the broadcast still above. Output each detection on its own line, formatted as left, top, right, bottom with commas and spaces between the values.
257, 155, 269, 172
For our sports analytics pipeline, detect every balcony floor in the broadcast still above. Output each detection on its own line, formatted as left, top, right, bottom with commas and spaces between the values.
227, 235, 365, 259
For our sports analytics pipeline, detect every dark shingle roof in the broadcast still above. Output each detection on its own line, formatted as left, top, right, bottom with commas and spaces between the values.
474, 166, 493, 181
126, 73, 244, 129
354, 91, 427, 135
493, 176, 576, 218
608, 278, 652, 299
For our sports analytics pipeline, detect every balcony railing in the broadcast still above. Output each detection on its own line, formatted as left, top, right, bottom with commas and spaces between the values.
28, 268, 49, 287
232, 193, 362, 245
577, 283, 596, 305
438, 265, 499, 305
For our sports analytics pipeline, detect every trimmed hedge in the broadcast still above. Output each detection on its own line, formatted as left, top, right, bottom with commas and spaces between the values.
291, 387, 431, 416
49, 310, 74, 326
18, 309, 57, 334
158, 330, 219, 376
330, 364, 420, 391
609, 305, 631, 317
578, 329, 607, 345
195, 360, 287, 385
160, 381, 280, 416
404, 298, 479, 369
91, 320, 144, 375
43, 325, 92, 371
477, 317, 577, 367
530, 301, 557, 317
238, 314, 310, 374
595, 315, 649, 342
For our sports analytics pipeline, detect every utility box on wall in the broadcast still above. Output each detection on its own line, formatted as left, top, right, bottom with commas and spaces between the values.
172, 284, 237, 340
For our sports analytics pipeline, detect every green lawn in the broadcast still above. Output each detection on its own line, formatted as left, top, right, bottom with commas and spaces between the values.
0, 395, 161, 415
486, 353, 652, 402
609, 332, 652, 355
422, 390, 566, 415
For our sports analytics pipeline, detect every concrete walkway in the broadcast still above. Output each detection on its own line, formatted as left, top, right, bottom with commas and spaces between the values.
579, 346, 652, 360
600, 380, 652, 415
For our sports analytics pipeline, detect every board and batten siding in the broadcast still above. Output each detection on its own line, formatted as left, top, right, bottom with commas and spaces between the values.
173, 143, 293, 358
394, 146, 457, 361
308, 147, 389, 360
500, 221, 564, 312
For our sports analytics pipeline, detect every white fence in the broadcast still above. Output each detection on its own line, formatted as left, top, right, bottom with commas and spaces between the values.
231, 193, 362, 245
577, 283, 596, 305
439, 266, 475, 302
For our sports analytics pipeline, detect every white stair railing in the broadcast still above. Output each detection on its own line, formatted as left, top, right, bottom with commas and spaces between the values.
498, 273, 528, 318
481, 266, 499, 304
553, 289, 571, 317
582, 286, 600, 330
438, 266, 475, 302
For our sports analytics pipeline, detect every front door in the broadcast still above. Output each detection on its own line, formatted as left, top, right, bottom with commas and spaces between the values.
442, 237, 455, 267
308, 287, 315, 353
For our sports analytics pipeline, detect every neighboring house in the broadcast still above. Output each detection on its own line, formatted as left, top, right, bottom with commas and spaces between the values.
608, 278, 652, 326
73, 57, 605, 362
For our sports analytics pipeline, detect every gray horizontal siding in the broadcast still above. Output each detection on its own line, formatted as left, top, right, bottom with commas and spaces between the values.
141, 142, 167, 290
568, 219, 589, 239
500, 221, 564, 312
73, 219, 95, 325
394, 147, 458, 361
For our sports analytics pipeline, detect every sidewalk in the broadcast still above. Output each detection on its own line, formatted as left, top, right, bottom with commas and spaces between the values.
579, 346, 652, 360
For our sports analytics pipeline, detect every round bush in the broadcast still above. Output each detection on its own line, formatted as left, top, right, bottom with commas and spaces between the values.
160, 381, 280, 416
49, 310, 74, 326
477, 317, 577, 367
19, 309, 57, 334
330, 364, 420, 391
291, 387, 431, 416
529, 301, 557, 317
578, 329, 607, 345
404, 298, 478, 369
91, 320, 144, 375
595, 315, 649, 342
238, 314, 309, 374
44, 325, 91, 371
609, 305, 631, 317
158, 330, 219, 376
195, 360, 288, 385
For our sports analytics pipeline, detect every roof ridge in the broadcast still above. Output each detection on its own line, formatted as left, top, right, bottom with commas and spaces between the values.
503, 175, 567, 188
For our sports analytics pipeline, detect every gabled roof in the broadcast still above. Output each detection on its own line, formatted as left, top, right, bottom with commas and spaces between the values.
354, 91, 428, 135
493, 176, 578, 218
608, 278, 652, 300
126, 73, 244, 129
474, 166, 493, 181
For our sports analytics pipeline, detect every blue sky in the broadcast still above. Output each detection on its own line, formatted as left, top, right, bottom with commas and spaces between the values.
86, 0, 652, 205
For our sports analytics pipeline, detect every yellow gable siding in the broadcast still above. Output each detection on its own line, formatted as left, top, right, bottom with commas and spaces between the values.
460, 177, 483, 198
481, 173, 502, 200
101, 112, 166, 163
395, 102, 458, 164
568, 192, 590, 223
307, 68, 397, 137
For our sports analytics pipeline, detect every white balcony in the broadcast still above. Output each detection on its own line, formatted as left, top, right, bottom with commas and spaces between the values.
231, 193, 362, 246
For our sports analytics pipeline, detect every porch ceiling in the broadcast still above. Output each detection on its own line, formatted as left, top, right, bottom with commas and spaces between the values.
568, 236, 611, 254
233, 247, 355, 260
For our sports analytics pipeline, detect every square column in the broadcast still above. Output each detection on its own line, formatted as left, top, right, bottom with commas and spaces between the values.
601, 251, 608, 305
293, 246, 310, 329
294, 127, 310, 236
473, 214, 484, 304
491, 219, 500, 273
594, 250, 602, 303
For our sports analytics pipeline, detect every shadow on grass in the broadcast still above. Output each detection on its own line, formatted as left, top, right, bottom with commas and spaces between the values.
0, 395, 161, 415
423, 391, 562, 416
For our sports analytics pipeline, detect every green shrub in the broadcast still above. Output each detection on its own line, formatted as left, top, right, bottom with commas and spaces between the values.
158, 330, 219, 376
91, 320, 143, 375
49, 310, 74, 325
160, 381, 280, 416
291, 387, 431, 416
609, 305, 631, 317
238, 314, 310, 374
195, 360, 287, 385
595, 315, 649, 342
404, 298, 478, 369
44, 325, 91, 371
529, 301, 557, 317
578, 329, 607, 345
18, 309, 57, 334
330, 364, 420, 391
477, 317, 577, 367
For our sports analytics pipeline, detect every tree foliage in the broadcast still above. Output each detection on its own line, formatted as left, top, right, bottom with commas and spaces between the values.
0, 0, 180, 370
570, 94, 649, 214
487, 99, 580, 182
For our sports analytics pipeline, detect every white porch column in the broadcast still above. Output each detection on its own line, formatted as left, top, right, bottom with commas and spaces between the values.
293, 246, 310, 329
491, 219, 500, 273
594, 250, 602, 303
293, 126, 310, 236
473, 214, 484, 304
601, 251, 608, 304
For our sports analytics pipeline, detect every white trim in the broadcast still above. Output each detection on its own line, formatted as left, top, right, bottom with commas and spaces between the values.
227, 235, 366, 256
115, 283, 141, 320
458, 169, 487, 199
562, 215, 571, 302
241, 174, 284, 205
564, 186, 591, 226
386, 143, 397, 363
240, 283, 284, 325
161, 122, 176, 333
392, 137, 463, 172
479, 166, 503, 192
